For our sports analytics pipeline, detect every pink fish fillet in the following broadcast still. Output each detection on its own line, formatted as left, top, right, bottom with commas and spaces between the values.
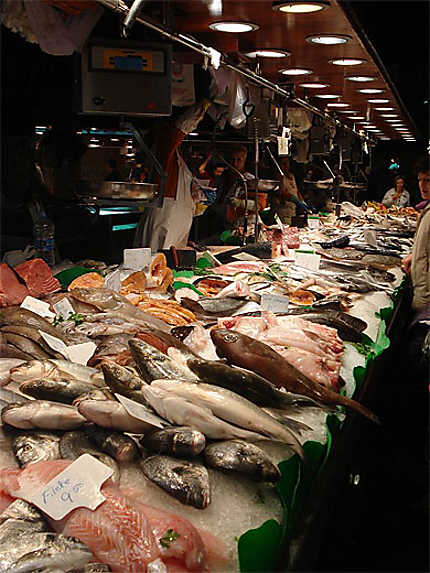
274, 346, 342, 390
0, 460, 161, 572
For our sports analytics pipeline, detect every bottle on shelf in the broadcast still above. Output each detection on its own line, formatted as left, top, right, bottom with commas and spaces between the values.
33, 217, 55, 266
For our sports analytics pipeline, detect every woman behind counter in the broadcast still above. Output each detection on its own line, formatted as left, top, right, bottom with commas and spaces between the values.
382, 175, 410, 207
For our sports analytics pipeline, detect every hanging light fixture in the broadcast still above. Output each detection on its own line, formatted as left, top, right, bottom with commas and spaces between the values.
329, 58, 367, 66
327, 102, 349, 108
314, 94, 340, 99
272, 1, 330, 14
280, 67, 312, 75
299, 82, 329, 88
246, 49, 290, 58
306, 34, 351, 45
209, 21, 259, 32
346, 76, 376, 82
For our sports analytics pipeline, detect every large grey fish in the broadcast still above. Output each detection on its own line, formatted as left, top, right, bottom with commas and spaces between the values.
0, 500, 92, 573
204, 440, 281, 482
59, 431, 120, 482
72, 389, 115, 408
181, 296, 247, 317
77, 399, 159, 434
1, 333, 53, 360
85, 427, 139, 463
151, 380, 304, 459
128, 339, 197, 383
0, 326, 62, 358
281, 310, 367, 342
12, 431, 61, 467
101, 362, 149, 405
2, 401, 86, 431
141, 455, 210, 509
90, 334, 133, 360
187, 358, 324, 409
19, 379, 95, 405
10, 360, 104, 387
0, 359, 25, 387
141, 384, 279, 442
0, 307, 72, 342
141, 427, 206, 458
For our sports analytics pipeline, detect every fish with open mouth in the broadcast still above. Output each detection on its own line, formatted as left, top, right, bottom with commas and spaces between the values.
0, 499, 92, 573
2, 401, 86, 431
140, 455, 210, 509
187, 357, 325, 409
141, 426, 206, 458
12, 431, 61, 467
128, 339, 197, 383
150, 380, 304, 458
59, 431, 120, 482
211, 329, 379, 424
204, 440, 281, 482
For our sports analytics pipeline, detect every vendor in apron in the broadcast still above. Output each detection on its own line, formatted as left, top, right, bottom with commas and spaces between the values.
134, 102, 208, 252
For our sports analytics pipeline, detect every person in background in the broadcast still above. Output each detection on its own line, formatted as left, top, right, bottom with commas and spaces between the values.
198, 153, 225, 188
271, 155, 308, 224
382, 175, 410, 207
402, 160, 430, 311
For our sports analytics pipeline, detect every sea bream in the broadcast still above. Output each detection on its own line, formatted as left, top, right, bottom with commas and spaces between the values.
211, 329, 379, 424
149, 380, 304, 458
141, 426, 206, 458
85, 427, 139, 463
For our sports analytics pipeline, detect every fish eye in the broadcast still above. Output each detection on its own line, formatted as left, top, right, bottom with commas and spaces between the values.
224, 333, 238, 343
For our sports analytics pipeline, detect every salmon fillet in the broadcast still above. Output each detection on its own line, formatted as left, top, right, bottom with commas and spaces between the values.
14, 258, 60, 298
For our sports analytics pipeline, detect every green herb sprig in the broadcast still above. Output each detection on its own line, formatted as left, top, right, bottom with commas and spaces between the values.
159, 529, 180, 548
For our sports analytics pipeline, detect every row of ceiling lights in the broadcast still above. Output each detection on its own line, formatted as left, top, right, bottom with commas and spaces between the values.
207, 1, 415, 141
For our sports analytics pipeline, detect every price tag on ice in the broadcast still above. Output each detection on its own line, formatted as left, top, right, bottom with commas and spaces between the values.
115, 394, 168, 429
29, 454, 113, 521
261, 293, 289, 313
21, 296, 55, 319
38, 330, 69, 358
66, 342, 97, 366
53, 297, 75, 320
294, 251, 321, 271
123, 248, 152, 270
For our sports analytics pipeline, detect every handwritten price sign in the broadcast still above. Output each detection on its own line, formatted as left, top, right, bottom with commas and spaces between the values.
28, 454, 113, 520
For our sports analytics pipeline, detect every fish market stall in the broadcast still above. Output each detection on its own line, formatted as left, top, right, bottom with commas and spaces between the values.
0, 199, 414, 572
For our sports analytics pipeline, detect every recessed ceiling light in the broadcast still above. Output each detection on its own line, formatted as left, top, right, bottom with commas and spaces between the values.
314, 94, 340, 99
209, 21, 259, 32
327, 102, 349, 107
273, 1, 329, 14
299, 82, 329, 88
381, 114, 398, 118
347, 116, 365, 119
338, 110, 358, 114
329, 58, 367, 66
246, 49, 290, 58
358, 89, 384, 94
386, 120, 402, 123
306, 34, 351, 45
346, 76, 375, 82
280, 67, 312, 75
374, 107, 394, 111
367, 99, 389, 103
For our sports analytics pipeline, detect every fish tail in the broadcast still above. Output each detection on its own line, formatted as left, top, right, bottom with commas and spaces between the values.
335, 393, 380, 424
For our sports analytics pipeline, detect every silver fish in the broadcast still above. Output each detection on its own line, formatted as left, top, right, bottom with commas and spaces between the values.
10, 360, 104, 387
77, 400, 159, 434
0, 359, 25, 387
12, 432, 61, 467
2, 401, 86, 431
19, 379, 95, 405
140, 385, 272, 442
101, 362, 149, 405
59, 431, 120, 482
141, 427, 206, 458
128, 339, 197, 383
0, 500, 92, 573
141, 455, 210, 509
204, 440, 281, 482
85, 427, 139, 463
72, 389, 115, 408
151, 380, 304, 459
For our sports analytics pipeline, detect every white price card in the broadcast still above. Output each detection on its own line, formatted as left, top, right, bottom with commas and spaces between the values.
277, 136, 289, 156
38, 330, 69, 358
123, 248, 152, 270
261, 293, 289, 313
21, 296, 56, 319
66, 342, 97, 366
294, 252, 321, 271
53, 297, 75, 320
115, 394, 168, 429
29, 454, 113, 521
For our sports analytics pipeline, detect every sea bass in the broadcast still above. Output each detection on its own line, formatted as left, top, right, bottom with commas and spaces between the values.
150, 380, 304, 458
101, 362, 149, 405
211, 329, 379, 424
19, 379, 95, 405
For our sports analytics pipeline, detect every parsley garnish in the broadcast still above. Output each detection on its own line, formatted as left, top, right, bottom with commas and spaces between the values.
159, 529, 180, 548
53, 312, 84, 327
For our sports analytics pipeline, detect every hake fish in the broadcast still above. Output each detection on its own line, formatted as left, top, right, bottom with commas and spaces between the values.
140, 385, 274, 442
12, 431, 61, 467
141, 455, 210, 509
150, 380, 304, 459
59, 431, 120, 482
19, 379, 95, 404
141, 426, 206, 458
10, 360, 104, 387
204, 440, 281, 482
128, 339, 197, 383
2, 401, 86, 431
187, 357, 324, 409
211, 329, 380, 424
0, 499, 92, 573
